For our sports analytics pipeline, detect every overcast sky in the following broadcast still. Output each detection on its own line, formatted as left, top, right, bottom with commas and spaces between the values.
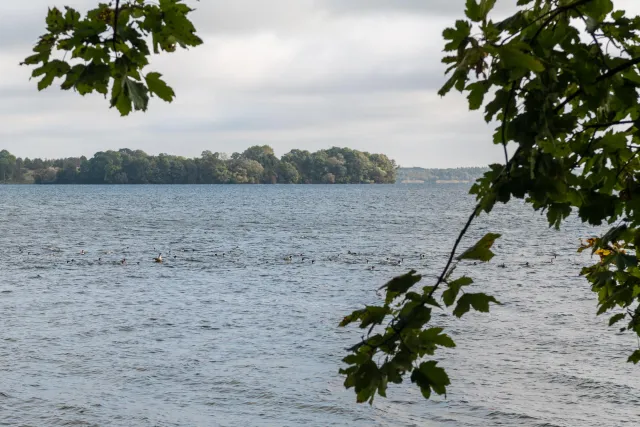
0, 1, 637, 167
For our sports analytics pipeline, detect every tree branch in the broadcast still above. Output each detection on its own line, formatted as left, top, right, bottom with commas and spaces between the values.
530, 0, 595, 43
501, 0, 595, 46
501, 81, 519, 172
426, 204, 481, 300
583, 120, 635, 129
554, 56, 640, 114
113, 0, 120, 53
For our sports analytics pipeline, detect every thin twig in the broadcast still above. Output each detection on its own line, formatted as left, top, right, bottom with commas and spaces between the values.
427, 204, 482, 300
615, 150, 640, 181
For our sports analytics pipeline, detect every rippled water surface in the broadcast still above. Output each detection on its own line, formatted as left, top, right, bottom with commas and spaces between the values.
0, 184, 639, 426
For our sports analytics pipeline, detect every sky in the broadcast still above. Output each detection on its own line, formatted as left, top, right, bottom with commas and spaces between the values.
0, 1, 638, 167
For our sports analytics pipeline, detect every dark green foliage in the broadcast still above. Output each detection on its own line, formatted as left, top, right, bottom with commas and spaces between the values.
22, 1, 203, 115
0, 146, 397, 185
341, 0, 640, 404
442, 276, 473, 307
452, 293, 500, 318
456, 233, 501, 262
0, 150, 19, 183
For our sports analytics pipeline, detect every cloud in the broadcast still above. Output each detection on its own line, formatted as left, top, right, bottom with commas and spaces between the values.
10, 0, 634, 167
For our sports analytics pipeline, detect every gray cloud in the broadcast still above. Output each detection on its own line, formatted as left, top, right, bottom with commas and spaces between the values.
10, 0, 633, 167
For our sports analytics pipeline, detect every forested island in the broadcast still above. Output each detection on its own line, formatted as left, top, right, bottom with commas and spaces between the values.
0, 147, 397, 184
0, 147, 491, 185
397, 167, 488, 183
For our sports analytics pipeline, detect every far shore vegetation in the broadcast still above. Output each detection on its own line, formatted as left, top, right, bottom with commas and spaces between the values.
397, 167, 488, 184
0, 146, 397, 185
0, 148, 487, 185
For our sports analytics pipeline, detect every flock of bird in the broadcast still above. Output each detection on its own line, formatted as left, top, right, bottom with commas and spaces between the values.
14, 244, 569, 273
14, 245, 432, 270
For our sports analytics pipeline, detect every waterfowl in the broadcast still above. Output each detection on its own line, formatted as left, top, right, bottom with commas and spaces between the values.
154, 253, 163, 263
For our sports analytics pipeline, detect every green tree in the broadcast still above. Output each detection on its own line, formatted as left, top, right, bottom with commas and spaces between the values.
241, 145, 280, 183
0, 150, 17, 182
282, 149, 313, 183
277, 161, 300, 184
339, 0, 640, 404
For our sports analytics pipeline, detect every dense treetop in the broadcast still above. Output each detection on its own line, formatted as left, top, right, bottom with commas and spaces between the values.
0, 146, 396, 185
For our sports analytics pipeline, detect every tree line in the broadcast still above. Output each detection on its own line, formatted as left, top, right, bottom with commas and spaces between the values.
397, 167, 488, 183
0, 146, 397, 185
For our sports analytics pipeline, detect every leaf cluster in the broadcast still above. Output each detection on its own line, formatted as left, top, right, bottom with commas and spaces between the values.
342, 0, 640, 404
22, 0, 203, 115
440, 0, 640, 364
339, 233, 501, 404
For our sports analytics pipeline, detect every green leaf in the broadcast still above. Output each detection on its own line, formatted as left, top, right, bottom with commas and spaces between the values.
582, 0, 614, 21
420, 327, 456, 348
381, 270, 422, 304
466, 81, 490, 110
359, 306, 391, 329
439, 70, 465, 97
110, 77, 132, 116
465, 0, 482, 21
498, 46, 545, 72
453, 293, 500, 318
457, 233, 501, 262
45, 7, 66, 33
442, 20, 471, 52
145, 72, 176, 102
124, 77, 150, 112
37, 73, 56, 91
442, 276, 473, 307
410, 361, 451, 399
628, 349, 640, 364
480, 0, 498, 18
585, 16, 600, 33
608, 313, 626, 326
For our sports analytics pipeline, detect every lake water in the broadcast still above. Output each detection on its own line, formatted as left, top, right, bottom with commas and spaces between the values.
0, 184, 638, 426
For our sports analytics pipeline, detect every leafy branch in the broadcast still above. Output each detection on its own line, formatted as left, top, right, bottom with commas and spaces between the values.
20, 0, 203, 115
340, 0, 640, 404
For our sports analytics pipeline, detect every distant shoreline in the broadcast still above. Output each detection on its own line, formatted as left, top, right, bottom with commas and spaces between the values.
1, 146, 488, 185
400, 179, 472, 184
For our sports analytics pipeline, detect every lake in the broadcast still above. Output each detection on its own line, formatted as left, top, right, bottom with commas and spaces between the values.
0, 184, 638, 426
